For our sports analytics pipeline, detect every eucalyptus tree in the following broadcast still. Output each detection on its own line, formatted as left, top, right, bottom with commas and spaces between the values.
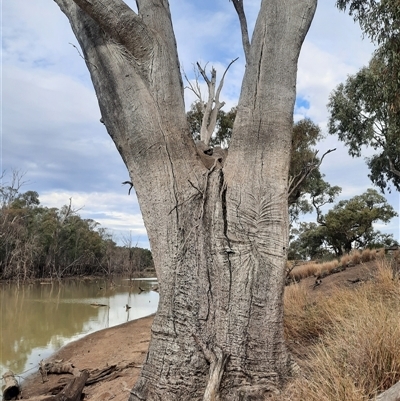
52, 1, 317, 400
290, 189, 398, 258
328, 58, 400, 192
329, 0, 400, 191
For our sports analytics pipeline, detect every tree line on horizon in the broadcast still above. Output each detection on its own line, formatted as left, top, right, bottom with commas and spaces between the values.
0, 171, 153, 281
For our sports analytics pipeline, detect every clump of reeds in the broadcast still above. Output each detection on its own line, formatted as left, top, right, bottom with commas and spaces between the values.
283, 258, 400, 401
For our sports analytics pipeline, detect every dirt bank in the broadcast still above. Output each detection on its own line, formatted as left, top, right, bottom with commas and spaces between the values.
19, 315, 154, 401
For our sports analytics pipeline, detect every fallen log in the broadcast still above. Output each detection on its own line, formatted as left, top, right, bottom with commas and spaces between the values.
2, 370, 20, 400
22, 370, 89, 401
86, 365, 117, 385
39, 360, 80, 383
22, 360, 141, 400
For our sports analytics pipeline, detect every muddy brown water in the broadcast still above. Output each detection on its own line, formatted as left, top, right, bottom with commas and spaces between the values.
0, 277, 158, 395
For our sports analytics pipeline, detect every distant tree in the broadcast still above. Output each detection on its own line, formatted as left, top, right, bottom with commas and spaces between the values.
330, 0, 400, 191
287, 119, 338, 219
288, 222, 330, 260
11, 191, 40, 209
0, 173, 152, 280
289, 189, 398, 258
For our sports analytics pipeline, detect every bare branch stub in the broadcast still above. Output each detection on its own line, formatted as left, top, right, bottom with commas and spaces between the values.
194, 58, 238, 146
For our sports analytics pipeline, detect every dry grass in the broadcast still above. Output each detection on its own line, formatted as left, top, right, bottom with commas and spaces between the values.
360, 248, 373, 263
349, 249, 362, 265
288, 248, 386, 282
282, 258, 400, 401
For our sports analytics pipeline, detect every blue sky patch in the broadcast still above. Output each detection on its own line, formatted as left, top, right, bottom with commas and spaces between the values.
295, 96, 310, 110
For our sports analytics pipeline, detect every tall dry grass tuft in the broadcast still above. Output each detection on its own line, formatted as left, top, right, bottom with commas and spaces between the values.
360, 248, 373, 263
284, 283, 325, 343
283, 259, 400, 401
349, 249, 362, 265
289, 260, 340, 282
289, 263, 319, 281
376, 248, 386, 259
339, 253, 351, 267
317, 260, 339, 276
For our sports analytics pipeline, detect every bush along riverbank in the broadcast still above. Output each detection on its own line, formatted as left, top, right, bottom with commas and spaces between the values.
0, 182, 153, 282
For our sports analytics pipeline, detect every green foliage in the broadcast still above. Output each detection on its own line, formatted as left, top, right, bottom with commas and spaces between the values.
330, 0, 400, 191
187, 101, 235, 148
336, 0, 400, 46
289, 189, 398, 258
328, 58, 400, 191
0, 173, 154, 280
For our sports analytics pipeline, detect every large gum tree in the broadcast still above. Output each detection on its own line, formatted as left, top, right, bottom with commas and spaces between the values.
53, 1, 317, 400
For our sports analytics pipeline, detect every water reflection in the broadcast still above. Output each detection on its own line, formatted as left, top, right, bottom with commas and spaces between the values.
0, 277, 158, 384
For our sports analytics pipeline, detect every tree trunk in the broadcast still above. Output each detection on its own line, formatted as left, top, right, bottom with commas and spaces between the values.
53, 1, 317, 399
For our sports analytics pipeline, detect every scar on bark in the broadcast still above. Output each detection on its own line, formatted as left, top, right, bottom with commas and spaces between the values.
195, 141, 227, 170
193, 334, 229, 401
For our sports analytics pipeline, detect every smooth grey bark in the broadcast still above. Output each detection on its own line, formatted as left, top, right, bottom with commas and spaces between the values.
52, 0, 317, 400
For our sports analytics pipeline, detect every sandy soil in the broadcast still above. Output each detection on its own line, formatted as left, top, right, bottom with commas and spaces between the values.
19, 315, 154, 401
19, 259, 384, 401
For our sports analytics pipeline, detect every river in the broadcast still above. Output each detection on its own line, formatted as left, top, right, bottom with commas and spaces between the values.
0, 277, 159, 394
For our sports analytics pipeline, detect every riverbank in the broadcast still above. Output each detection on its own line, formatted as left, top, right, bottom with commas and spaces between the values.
19, 314, 154, 401
18, 258, 399, 401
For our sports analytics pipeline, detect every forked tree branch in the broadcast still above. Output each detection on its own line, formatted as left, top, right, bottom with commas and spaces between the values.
183, 65, 203, 101
388, 158, 400, 178
231, 0, 250, 64
288, 148, 336, 200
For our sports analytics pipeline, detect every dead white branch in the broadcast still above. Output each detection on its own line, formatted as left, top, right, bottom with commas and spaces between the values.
183, 64, 204, 101
193, 334, 229, 401
374, 380, 400, 401
196, 58, 238, 146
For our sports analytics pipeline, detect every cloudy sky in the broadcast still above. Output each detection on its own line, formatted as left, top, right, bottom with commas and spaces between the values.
2, 0, 399, 248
